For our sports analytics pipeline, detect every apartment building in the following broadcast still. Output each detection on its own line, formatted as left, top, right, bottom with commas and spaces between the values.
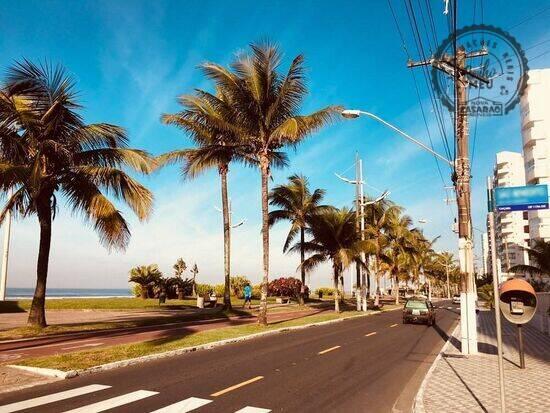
491, 151, 530, 280
521, 68, 550, 241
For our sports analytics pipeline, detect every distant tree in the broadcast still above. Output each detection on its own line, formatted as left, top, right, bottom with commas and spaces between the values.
129, 265, 163, 299
190, 263, 199, 297
510, 239, 550, 280
171, 258, 188, 299
269, 174, 327, 305
292, 207, 365, 312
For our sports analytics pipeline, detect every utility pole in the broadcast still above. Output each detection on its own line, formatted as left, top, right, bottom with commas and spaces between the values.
354, 153, 362, 311
0, 189, 12, 301
445, 261, 450, 299
357, 156, 368, 310
407, 33, 488, 354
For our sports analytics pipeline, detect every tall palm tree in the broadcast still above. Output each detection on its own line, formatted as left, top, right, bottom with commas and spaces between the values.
0, 61, 154, 327
381, 213, 414, 304
268, 174, 327, 304
510, 239, 550, 280
129, 265, 163, 299
364, 200, 401, 305
291, 207, 365, 312
201, 42, 340, 324
160, 91, 253, 310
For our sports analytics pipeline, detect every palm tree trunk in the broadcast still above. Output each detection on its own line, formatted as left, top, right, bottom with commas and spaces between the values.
220, 166, 232, 310
258, 155, 270, 325
28, 198, 52, 327
394, 273, 399, 305
141, 286, 147, 299
333, 264, 341, 313
297, 227, 306, 305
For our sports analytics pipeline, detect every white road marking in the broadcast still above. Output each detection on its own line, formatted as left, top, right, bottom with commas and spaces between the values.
0, 384, 110, 413
234, 407, 271, 413
61, 390, 158, 413
61, 343, 104, 350
318, 345, 341, 355
389, 323, 398, 328
365, 332, 377, 337
150, 397, 212, 412
447, 306, 452, 309
211, 376, 264, 397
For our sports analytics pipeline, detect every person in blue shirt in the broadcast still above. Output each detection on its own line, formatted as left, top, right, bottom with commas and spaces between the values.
243, 283, 252, 309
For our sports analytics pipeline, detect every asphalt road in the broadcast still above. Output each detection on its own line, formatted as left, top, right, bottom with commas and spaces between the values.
0, 309, 324, 362
0, 301, 460, 413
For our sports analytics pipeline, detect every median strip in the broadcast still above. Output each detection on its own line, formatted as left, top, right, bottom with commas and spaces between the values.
365, 332, 377, 337
210, 376, 264, 397
318, 345, 341, 355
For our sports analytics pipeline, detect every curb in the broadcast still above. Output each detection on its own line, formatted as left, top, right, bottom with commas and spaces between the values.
412, 321, 460, 413
10, 307, 400, 380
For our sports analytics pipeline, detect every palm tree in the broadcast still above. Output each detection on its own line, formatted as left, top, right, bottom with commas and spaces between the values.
160, 91, 252, 310
129, 265, 163, 299
292, 207, 365, 312
364, 200, 401, 305
190, 263, 199, 297
510, 239, 550, 280
381, 213, 414, 304
201, 42, 340, 324
0, 61, 154, 327
173, 258, 187, 299
269, 174, 327, 304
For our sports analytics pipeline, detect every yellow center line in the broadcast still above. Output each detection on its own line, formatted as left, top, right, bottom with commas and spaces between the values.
365, 332, 377, 337
390, 323, 398, 328
318, 345, 341, 355
210, 376, 264, 397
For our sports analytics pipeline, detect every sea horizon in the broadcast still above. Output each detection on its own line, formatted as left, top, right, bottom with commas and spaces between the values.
6, 287, 133, 299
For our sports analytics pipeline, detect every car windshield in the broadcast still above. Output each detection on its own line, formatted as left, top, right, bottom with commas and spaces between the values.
405, 300, 428, 309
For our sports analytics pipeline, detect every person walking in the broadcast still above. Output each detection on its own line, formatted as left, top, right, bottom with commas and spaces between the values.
243, 283, 252, 309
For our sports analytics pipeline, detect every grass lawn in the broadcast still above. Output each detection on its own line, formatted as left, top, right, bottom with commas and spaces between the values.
15, 308, 397, 371
0, 298, 330, 341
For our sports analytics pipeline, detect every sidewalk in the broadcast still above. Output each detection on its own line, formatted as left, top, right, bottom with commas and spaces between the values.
417, 309, 550, 413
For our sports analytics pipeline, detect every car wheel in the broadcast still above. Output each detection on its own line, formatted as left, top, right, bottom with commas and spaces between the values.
403, 318, 408, 324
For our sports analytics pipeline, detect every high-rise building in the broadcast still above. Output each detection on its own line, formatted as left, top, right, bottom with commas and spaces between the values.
521, 68, 550, 241
490, 151, 530, 281
481, 232, 489, 275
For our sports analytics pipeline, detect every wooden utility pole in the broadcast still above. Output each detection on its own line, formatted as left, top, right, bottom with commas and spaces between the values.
407, 44, 488, 354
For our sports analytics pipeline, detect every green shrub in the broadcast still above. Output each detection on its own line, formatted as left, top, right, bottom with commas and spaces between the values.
477, 284, 494, 308
252, 285, 262, 299
315, 287, 335, 297
231, 275, 251, 298
214, 284, 225, 297
131, 284, 142, 298
195, 283, 213, 296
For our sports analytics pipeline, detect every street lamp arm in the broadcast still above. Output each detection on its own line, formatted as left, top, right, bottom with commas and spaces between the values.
343, 110, 454, 166
334, 173, 361, 185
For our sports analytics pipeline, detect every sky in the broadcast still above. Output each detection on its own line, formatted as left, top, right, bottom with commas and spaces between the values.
1, 0, 549, 291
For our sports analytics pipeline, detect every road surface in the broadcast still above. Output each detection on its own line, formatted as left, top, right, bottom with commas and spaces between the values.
0, 301, 460, 413
0, 309, 325, 362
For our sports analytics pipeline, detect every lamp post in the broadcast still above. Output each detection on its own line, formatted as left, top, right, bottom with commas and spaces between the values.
341, 108, 478, 354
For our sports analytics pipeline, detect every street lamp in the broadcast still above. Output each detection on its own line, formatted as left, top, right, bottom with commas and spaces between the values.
342, 107, 479, 355
341, 109, 453, 166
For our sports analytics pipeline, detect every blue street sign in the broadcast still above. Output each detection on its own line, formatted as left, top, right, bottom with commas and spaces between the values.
494, 185, 549, 212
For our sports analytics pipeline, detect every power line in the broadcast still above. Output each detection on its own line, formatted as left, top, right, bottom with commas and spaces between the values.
508, 5, 550, 31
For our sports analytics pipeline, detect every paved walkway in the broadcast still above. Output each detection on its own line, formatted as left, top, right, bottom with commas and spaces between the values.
418, 309, 550, 413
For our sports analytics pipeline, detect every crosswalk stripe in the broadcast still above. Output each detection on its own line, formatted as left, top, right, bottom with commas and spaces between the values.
234, 407, 271, 413
0, 384, 110, 413
61, 390, 158, 413
150, 397, 212, 412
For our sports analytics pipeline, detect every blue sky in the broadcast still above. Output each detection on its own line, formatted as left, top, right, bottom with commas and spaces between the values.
2, 0, 549, 289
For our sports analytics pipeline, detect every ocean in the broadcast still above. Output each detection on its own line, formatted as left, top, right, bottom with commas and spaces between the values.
7, 287, 132, 299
